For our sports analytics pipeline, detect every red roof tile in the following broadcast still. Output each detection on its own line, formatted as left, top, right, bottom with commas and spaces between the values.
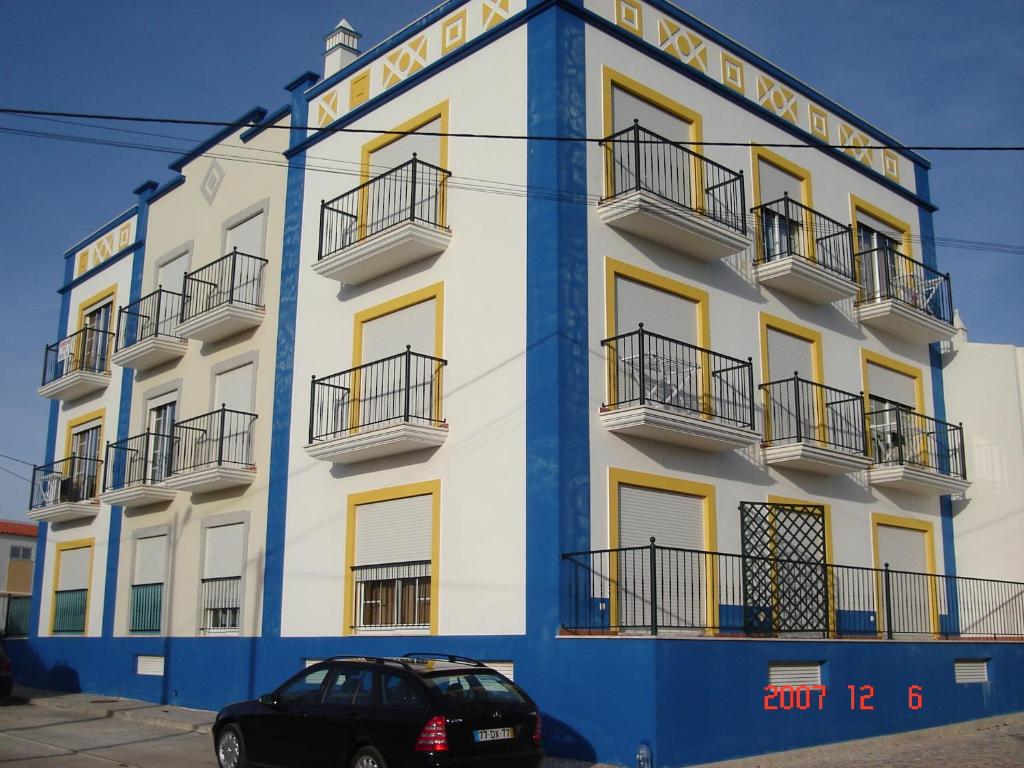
0, 520, 38, 538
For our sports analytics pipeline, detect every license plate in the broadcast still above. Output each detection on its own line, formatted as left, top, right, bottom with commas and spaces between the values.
473, 727, 513, 742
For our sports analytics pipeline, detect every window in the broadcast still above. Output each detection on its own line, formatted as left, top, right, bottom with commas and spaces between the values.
279, 667, 330, 705
200, 522, 244, 633
148, 395, 177, 483
81, 300, 113, 371
325, 667, 375, 706
225, 212, 266, 306
756, 160, 805, 261
54, 543, 91, 634
10, 545, 32, 561
382, 673, 425, 709
421, 672, 526, 704
157, 251, 189, 295
130, 534, 167, 633
69, 422, 102, 501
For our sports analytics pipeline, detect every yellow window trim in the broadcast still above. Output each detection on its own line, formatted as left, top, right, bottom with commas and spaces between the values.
849, 194, 914, 259
604, 258, 710, 347
51, 538, 95, 635
343, 480, 442, 636
758, 312, 824, 384
352, 282, 445, 367
860, 349, 926, 414
64, 408, 106, 463
75, 284, 118, 331
749, 146, 815, 263
608, 468, 717, 633
870, 512, 940, 637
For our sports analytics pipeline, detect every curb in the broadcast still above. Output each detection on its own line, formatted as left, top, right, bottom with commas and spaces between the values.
18, 690, 214, 735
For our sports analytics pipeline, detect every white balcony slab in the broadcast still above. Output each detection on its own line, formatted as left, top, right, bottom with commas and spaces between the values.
868, 464, 970, 496
314, 222, 452, 285
856, 300, 956, 344
763, 442, 873, 475
111, 336, 188, 372
176, 304, 264, 344
305, 422, 448, 464
37, 370, 109, 401
164, 466, 256, 493
755, 256, 859, 305
26, 501, 100, 524
597, 189, 750, 261
99, 484, 177, 508
600, 406, 759, 452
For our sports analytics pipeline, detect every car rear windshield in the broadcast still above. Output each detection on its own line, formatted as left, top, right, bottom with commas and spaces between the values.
421, 672, 527, 704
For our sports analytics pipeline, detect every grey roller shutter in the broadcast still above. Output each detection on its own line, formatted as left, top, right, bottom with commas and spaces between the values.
203, 523, 244, 579
57, 547, 91, 591
361, 299, 437, 361
214, 363, 254, 412
766, 328, 813, 381
954, 659, 989, 684
615, 276, 698, 345
877, 524, 931, 636
133, 535, 167, 585
856, 210, 902, 242
867, 362, 916, 408
877, 525, 927, 572
369, 117, 442, 171
157, 252, 189, 295
758, 161, 802, 205
226, 212, 266, 260
768, 662, 821, 687
354, 494, 432, 566
611, 88, 689, 140
619, 485, 704, 550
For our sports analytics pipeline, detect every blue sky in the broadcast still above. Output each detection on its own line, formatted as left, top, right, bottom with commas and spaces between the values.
0, 0, 1021, 518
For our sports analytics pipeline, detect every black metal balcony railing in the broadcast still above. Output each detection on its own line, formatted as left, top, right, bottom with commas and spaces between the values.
760, 375, 867, 455
752, 194, 856, 282
856, 246, 953, 325
2, 594, 31, 636
41, 327, 113, 386
601, 325, 755, 430
172, 406, 257, 474
115, 288, 184, 351
53, 588, 87, 634
129, 582, 163, 633
200, 576, 240, 632
600, 121, 747, 235
309, 348, 447, 442
319, 156, 452, 261
29, 455, 102, 510
352, 560, 431, 631
867, 407, 966, 479
104, 431, 175, 492
181, 249, 268, 323
563, 540, 1024, 639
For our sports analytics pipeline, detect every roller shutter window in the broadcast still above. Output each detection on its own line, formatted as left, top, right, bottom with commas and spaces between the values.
215, 363, 254, 413
766, 328, 814, 382
856, 212, 902, 303
133, 535, 168, 586
203, 523, 244, 580
618, 484, 706, 629
214, 363, 255, 466
866, 362, 919, 463
758, 161, 804, 260
367, 117, 443, 233
766, 328, 815, 443
154, 252, 189, 336
157, 252, 189, 295
57, 546, 91, 591
867, 363, 916, 409
225, 212, 266, 307
354, 495, 432, 566
876, 524, 931, 635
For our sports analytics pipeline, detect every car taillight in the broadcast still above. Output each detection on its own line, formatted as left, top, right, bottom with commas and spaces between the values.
532, 713, 542, 743
415, 715, 449, 752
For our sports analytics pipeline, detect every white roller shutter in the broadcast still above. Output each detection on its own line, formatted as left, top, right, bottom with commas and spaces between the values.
355, 494, 432, 566
768, 662, 821, 687
133, 535, 168, 586
361, 300, 437, 362
954, 659, 989, 684
619, 485, 704, 550
611, 87, 690, 140
214, 363, 254, 412
766, 328, 814, 382
57, 547, 91, 591
867, 363, 916, 408
203, 523, 244, 579
856, 210, 902, 242
226, 212, 266, 260
876, 525, 927, 572
758, 161, 802, 205
157, 252, 189, 294
615, 277, 698, 345
369, 118, 442, 171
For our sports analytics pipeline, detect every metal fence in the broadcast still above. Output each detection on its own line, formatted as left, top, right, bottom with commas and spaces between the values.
129, 583, 163, 633
752, 194, 856, 281
181, 249, 268, 322
319, 156, 451, 261
172, 407, 257, 474
352, 560, 431, 631
760, 375, 867, 455
856, 246, 954, 325
42, 327, 113, 386
104, 431, 175, 491
200, 577, 240, 632
115, 288, 184, 351
867, 407, 966, 480
53, 588, 87, 634
600, 121, 747, 235
2, 595, 31, 636
30, 455, 102, 510
601, 325, 755, 430
562, 540, 1024, 639
309, 348, 447, 442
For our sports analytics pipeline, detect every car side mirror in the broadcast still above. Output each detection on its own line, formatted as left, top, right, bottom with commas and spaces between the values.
259, 693, 279, 706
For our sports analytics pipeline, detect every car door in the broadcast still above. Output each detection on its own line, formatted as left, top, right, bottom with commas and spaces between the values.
369, 671, 432, 767
309, 664, 377, 766
242, 665, 331, 768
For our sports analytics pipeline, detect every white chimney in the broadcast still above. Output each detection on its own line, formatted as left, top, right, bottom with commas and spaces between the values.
323, 18, 361, 78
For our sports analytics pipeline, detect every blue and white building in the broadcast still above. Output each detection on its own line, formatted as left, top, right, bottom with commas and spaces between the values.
14, 2, 1024, 765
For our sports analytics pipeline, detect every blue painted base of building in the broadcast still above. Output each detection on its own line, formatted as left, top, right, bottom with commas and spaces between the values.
8, 634, 1024, 767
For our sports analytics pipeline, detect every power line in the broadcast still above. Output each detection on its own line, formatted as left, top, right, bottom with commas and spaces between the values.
0, 453, 36, 468
0, 463, 31, 484
1, 106, 1022, 152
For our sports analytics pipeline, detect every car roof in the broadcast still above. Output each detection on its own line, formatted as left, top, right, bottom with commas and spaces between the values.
320, 653, 495, 675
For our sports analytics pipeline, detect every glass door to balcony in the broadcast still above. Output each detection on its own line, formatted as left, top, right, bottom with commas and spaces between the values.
148, 400, 176, 482
82, 301, 112, 373
857, 222, 900, 302
69, 424, 101, 501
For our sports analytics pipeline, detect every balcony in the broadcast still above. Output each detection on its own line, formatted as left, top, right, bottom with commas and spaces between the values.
760, 376, 872, 474
597, 122, 749, 260
26, 456, 101, 524
38, 328, 112, 401
177, 250, 268, 343
164, 406, 258, 493
314, 156, 452, 285
110, 289, 188, 371
855, 247, 955, 343
751, 195, 858, 304
562, 540, 1024, 639
867, 407, 969, 495
599, 325, 759, 451
100, 432, 177, 508
305, 348, 448, 464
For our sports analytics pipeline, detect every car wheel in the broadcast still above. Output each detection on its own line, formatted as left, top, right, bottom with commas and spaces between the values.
349, 746, 388, 768
216, 724, 248, 768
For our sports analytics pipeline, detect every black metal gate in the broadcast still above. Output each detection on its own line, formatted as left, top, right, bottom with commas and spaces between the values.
740, 502, 829, 636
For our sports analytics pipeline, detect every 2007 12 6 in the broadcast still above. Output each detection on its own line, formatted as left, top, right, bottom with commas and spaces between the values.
763, 685, 924, 711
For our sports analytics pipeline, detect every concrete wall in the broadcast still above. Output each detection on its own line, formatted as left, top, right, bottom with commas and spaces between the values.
0, 533, 35, 594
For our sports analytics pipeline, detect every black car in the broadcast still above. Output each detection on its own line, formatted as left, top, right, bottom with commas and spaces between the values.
212, 654, 543, 768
